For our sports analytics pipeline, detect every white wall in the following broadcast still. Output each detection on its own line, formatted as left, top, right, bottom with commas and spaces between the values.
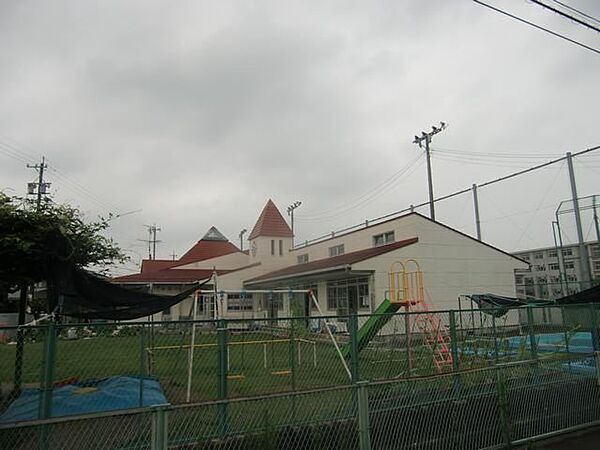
352, 215, 528, 311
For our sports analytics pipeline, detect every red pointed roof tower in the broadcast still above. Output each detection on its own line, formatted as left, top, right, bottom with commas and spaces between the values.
249, 199, 293, 239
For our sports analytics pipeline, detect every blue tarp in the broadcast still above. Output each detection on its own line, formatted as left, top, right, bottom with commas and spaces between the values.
0, 376, 167, 423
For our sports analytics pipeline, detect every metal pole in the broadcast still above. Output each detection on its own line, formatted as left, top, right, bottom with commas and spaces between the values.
552, 221, 567, 297
566, 152, 592, 290
449, 311, 461, 394
472, 183, 482, 240
349, 314, 360, 383
217, 319, 228, 436
309, 291, 352, 379
425, 135, 435, 220
186, 291, 198, 403
139, 324, 146, 407
594, 195, 600, 242
357, 381, 372, 450
12, 285, 28, 398
151, 404, 169, 450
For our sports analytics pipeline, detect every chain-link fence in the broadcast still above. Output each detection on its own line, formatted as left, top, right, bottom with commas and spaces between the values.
1, 304, 599, 449
2, 356, 599, 450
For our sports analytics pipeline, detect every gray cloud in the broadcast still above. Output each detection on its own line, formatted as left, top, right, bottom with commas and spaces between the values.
1, 0, 599, 274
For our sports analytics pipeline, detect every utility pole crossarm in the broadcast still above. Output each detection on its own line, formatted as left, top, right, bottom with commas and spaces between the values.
287, 201, 302, 246
412, 122, 447, 221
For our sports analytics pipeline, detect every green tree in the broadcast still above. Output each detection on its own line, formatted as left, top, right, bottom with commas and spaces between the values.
0, 192, 127, 312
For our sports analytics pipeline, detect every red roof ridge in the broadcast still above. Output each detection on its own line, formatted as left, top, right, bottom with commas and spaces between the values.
249, 199, 293, 239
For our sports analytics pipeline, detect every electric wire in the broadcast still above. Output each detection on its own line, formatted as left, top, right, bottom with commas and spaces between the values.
296, 152, 424, 222
473, 0, 600, 55
0, 137, 126, 214
551, 0, 600, 25
530, 0, 600, 33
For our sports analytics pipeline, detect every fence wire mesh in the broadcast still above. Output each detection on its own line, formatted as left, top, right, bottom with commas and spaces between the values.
1, 304, 600, 449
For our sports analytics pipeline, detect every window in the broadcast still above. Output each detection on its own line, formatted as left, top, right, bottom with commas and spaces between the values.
534, 252, 543, 260
271, 240, 275, 255
521, 255, 530, 261
268, 293, 284, 310
373, 231, 395, 247
548, 250, 558, 258
594, 260, 600, 271
329, 244, 345, 257
548, 263, 560, 271
562, 248, 573, 257
536, 276, 547, 285
326, 278, 370, 311
534, 265, 546, 272
567, 274, 578, 282
279, 240, 283, 256
227, 293, 253, 311
297, 254, 308, 264
564, 261, 575, 270
590, 244, 600, 258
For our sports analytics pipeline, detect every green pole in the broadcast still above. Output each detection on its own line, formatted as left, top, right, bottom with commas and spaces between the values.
11, 285, 28, 399
139, 324, 147, 407
217, 319, 228, 437
151, 404, 170, 450
349, 314, 360, 383
289, 317, 297, 392
449, 311, 461, 395
492, 313, 499, 365
37, 322, 57, 450
356, 381, 372, 450
526, 307, 538, 361
496, 368, 512, 447
39, 323, 57, 420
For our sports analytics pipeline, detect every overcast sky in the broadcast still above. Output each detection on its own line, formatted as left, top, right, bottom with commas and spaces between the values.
1, 0, 599, 275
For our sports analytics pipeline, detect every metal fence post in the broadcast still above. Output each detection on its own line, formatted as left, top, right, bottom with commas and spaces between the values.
492, 313, 499, 365
496, 367, 512, 447
139, 324, 147, 407
39, 323, 57, 420
526, 307, 538, 361
349, 314, 360, 383
356, 381, 372, 450
449, 311, 461, 394
588, 303, 600, 385
37, 322, 57, 450
151, 404, 170, 450
217, 319, 228, 437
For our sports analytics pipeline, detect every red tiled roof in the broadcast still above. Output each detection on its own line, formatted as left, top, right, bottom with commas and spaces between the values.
249, 199, 293, 240
178, 240, 240, 264
113, 269, 227, 284
141, 260, 178, 273
246, 237, 418, 283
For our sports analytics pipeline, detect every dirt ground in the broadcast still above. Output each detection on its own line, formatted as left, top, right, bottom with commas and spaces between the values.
519, 426, 600, 449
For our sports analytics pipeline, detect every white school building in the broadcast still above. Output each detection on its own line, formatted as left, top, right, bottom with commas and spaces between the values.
113, 199, 528, 321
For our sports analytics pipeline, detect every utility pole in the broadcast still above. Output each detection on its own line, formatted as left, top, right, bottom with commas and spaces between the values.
27, 156, 50, 209
140, 224, 162, 260
239, 229, 247, 251
594, 195, 600, 243
287, 201, 302, 246
413, 122, 447, 221
566, 152, 591, 290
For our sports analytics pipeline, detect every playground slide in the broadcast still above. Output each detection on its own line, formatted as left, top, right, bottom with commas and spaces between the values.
340, 299, 401, 358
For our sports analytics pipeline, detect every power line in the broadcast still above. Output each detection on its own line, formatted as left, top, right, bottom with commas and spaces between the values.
296, 144, 600, 248
551, 0, 600, 25
530, 0, 600, 33
473, 0, 600, 55
297, 152, 424, 221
